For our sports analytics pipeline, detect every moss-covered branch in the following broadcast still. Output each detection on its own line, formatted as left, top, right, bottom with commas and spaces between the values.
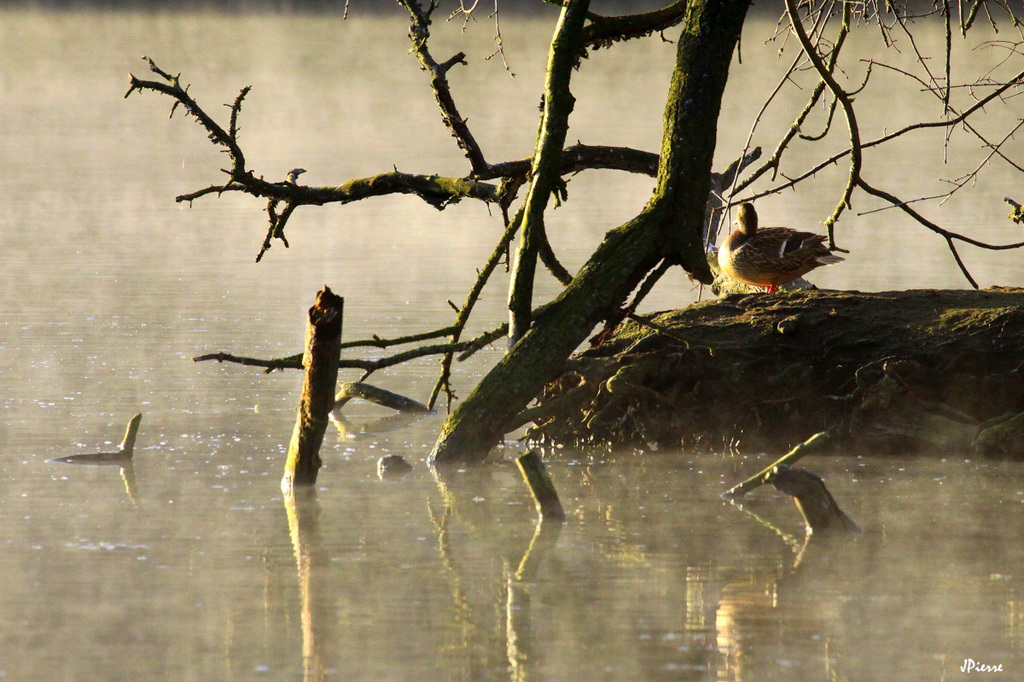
580, 1, 688, 49
508, 0, 591, 347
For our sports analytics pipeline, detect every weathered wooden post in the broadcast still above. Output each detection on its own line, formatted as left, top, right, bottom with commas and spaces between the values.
516, 449, 566, 522
282, 286, 344, 489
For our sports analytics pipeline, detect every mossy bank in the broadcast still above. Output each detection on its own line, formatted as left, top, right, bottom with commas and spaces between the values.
527, 288, 1024, 458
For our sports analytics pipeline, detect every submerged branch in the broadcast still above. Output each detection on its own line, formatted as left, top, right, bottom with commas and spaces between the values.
334, 382, 432, 413
722, 431, 831, 499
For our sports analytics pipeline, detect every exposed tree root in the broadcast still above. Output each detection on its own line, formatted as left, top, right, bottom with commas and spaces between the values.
526, 288, 1024, 458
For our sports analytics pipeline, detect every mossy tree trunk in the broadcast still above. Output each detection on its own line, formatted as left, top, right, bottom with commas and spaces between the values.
429, 0, 752, 464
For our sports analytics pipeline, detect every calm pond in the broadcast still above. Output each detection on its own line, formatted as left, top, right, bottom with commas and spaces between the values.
2, 6, 1024, 681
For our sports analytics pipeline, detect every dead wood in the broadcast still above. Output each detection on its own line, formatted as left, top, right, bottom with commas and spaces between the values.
283, 287, 344, 489
333, 382, 431, 414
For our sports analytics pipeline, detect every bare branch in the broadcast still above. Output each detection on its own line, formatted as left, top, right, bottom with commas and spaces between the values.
340, 325, 458, 351
580, 2, 687, 50
485, 143, 659, 181
944, 235, 978, 289
192, 351, 301, 372
127, 57, 247, 176
734, 4, 852, 200
192, 323, 510, 377
785, 0, 861, 239
483, 0, 516, 77
399, 0, 490, 174
858, 181, 1024, 251
753, 65, 1024, 199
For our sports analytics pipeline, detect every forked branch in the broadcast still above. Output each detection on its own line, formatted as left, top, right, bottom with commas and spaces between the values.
127, 57, 248, 175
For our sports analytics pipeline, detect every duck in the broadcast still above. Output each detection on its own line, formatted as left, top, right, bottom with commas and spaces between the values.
718, 203, 844, 293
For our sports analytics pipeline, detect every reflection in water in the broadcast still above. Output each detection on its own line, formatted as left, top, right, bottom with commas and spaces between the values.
49, 460, 140, 504
427, 468, 505, 681
331, 409, 434, 439
282, 486, 333, 681
713, 532, 863, 681
506, 519, 561, 682
429, 465, 565, 682
119, 462, 139, 503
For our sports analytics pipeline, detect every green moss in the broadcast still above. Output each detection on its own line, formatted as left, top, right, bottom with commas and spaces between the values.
536, 288, 1024, 455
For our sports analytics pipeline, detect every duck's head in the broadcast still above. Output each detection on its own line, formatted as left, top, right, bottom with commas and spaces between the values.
736, 202, 758, 234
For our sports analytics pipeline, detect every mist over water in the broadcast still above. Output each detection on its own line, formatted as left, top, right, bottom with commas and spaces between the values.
1, 8, 1023, 680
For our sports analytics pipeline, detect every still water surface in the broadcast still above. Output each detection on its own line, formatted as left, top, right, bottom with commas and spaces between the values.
2, 8, 1024, 681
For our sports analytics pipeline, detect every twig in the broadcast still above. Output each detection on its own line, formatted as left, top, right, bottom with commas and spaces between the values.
126, 57, 247, 175
340, 325, 458, 351
589, 259, 672, 344
733, 6, 852, 208
191, 351, 301, 371
483, 0, 516, 77
192, 323, 512, 377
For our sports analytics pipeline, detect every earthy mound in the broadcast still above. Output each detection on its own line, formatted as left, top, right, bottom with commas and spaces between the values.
526, 288, 1024, 457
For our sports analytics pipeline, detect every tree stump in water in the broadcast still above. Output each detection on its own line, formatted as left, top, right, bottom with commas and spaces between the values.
282, 287, 344, 488
527, 288, 1024, 457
